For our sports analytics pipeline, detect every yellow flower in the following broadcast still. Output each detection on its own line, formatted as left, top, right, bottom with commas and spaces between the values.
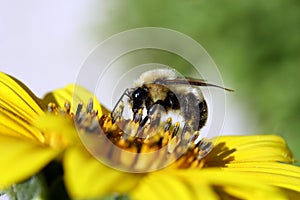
1, 72, 300, 200
0, 72, 101, 189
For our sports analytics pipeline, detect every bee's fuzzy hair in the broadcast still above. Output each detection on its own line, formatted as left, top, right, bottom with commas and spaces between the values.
134, 68, 204, 99
134, 68, 177, 86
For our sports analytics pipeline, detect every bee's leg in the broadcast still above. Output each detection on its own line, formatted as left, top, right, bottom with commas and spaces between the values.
111, 88, 130, 123
181, 123, 191, 138
147, 100, 164, 116
149, 113, 161, 129
139, 115, 149, 127
111, 102, 124, 124
196, 138, 213, 159
134, 108, 143, 123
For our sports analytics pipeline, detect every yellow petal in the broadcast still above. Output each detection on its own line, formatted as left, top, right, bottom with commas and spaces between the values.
0, 72, 43, 122
0, 106, 44, 141
63, 146, 142, 199
207, 135, 294, 166
42, 84, 103, 116
34, 114, 80, 148
131, 171, 219, 200
165, 169, 288, 200
224, 162, 300, 193
0, 72, 44, 141
0, 134, 60, 189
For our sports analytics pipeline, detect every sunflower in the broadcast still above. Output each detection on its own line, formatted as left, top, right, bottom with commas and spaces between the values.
0, 72, 300, 200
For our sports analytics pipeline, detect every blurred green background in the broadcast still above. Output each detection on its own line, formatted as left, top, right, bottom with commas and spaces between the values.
94, 0, 300, 162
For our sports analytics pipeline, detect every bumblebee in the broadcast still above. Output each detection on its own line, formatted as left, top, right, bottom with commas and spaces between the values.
111, 68, 232, 133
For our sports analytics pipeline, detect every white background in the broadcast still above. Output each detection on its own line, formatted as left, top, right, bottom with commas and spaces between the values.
0, 1, 258, 136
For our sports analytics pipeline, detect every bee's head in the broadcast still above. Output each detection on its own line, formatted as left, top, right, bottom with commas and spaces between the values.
131, 86, 149, 114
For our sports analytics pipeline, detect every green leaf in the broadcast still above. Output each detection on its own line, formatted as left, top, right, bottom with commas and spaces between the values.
2, 175, 47, 200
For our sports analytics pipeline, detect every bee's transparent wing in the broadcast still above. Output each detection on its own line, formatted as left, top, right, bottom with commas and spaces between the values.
157, 78, 234, 92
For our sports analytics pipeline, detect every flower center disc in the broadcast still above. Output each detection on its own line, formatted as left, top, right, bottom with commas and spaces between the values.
75, 100, 213, 173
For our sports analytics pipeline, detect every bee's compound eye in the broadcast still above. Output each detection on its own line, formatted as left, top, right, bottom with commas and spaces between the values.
131, 87, 148, 111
